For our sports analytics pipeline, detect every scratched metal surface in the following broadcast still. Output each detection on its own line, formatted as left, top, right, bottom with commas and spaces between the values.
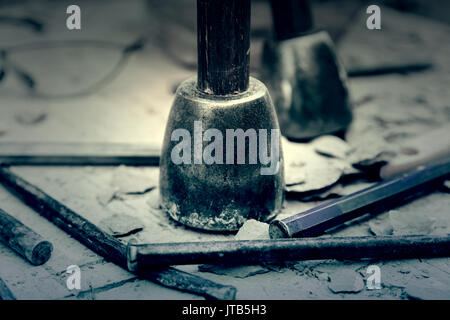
0, 0, 449, 299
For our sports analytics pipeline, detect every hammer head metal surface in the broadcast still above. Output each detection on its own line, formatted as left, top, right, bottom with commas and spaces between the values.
261, 30, 353, 140
159, 77, 285, 231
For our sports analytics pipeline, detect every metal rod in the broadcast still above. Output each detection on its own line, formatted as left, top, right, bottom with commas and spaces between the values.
197, 0, 250, 95
347, 62, 432, 78
0, 142, 160, 166
0, 155, 159, 166
128, 234, 450, 270
271, 159, 450, 238
0, 208, 53, 265
269, 0, 314, 41
0, 167, 236, 300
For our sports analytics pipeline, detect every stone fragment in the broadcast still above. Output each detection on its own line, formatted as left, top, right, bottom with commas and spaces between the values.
389, 209, 435, 235
198, 264, 269, 278
378, 263, 411, 288
98, 213, 144, 238
282, 137, 345, 192
368, 216, 394, 236
235, 219, 270, 240
312, 135, 353, 159
328, 270, 365, 294
285, 158, 344, 193
405, 279, 450, 300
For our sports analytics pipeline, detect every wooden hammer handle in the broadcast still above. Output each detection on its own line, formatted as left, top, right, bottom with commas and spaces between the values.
197, 0, 250, 95
269, 0, 314, 41
0, 208, 53, 266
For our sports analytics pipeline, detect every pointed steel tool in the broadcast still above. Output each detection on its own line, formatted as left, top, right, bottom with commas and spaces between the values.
270, 158, 450, 239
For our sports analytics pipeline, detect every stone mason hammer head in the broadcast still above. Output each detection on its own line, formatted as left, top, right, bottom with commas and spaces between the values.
261, 0, 353, 140
159, 0, 285, 232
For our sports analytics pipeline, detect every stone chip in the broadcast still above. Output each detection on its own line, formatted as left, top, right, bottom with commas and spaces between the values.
234, 219, 270, 240
328, 270, 365, 294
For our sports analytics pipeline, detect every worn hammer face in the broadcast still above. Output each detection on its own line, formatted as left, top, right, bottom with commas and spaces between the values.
261, 30, 353, 140
159, 77, 285, 231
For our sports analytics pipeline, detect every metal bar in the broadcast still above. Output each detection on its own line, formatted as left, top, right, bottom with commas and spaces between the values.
0, 155, 159, 166
347, 62, 432, 78
127, 234, 450, 270
197, 0, 250, 95
0, 142, 160, 166
0, 167, 236, 300
271, 159, 450, 238
0, 208, 53, 265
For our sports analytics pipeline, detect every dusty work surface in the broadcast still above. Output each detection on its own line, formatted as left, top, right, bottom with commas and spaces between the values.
0, 0, 449, 299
